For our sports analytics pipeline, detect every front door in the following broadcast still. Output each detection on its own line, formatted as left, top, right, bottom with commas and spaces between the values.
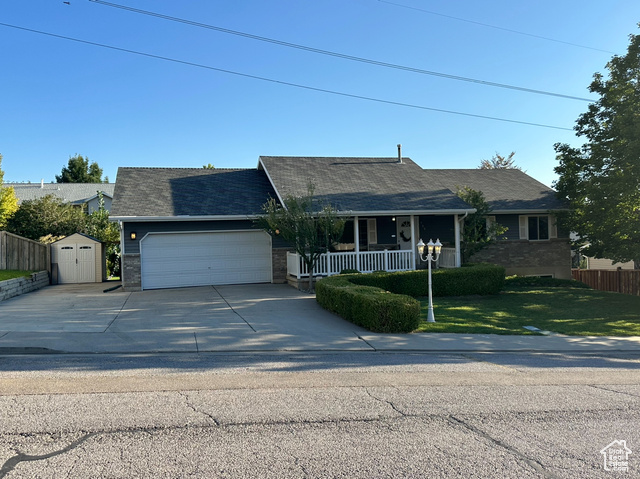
396, 216, 412, 250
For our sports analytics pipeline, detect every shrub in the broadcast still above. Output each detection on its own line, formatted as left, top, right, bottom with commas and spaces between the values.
348, 263, 506, 297
315, 264, 506, 332
339, 269, 360, 274
315, 275, 420, 333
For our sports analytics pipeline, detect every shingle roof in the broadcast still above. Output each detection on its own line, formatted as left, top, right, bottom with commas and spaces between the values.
427, 169, 567, 212
259, 156, 473, 213
10, 183, 115, 205
110, 167, 277, 217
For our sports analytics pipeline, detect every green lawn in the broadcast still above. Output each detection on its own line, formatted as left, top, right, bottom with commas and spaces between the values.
0, 270, 34, 282
417, 286, 640, 336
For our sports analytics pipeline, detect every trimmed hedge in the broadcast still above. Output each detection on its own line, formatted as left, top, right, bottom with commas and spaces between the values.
315, 264, 506, 333
315, 275, 421, 333
348, 263, 506, 297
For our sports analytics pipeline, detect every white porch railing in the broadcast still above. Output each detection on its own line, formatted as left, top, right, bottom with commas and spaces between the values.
287, 250, 415, 278
437, 247, 457, 268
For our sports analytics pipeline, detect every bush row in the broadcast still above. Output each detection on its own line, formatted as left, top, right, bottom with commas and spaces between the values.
315, 264, 506, 333
315, 275, 421, 333
347, 263, 506, 297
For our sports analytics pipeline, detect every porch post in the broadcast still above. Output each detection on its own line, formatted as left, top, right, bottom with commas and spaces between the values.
410, 215, 416, 270
454, 214, 462, 267
354, 216, 360, 271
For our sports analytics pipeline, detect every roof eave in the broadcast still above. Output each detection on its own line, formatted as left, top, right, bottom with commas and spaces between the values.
335, 208, 477, 216
490, 208, 570, 215
109, 215, 258, 222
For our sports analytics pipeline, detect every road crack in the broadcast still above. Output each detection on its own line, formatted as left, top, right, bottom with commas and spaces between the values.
0, 433, 97, 479
447, 416, 560, 479
179, 391, 221, 426
588, 384, 640, 398
364, 387, 407, 417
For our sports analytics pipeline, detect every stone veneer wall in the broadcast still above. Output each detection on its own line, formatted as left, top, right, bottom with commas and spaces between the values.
470, 239, 572, 279
0, 271, 50, 302
122, 253, 142, 291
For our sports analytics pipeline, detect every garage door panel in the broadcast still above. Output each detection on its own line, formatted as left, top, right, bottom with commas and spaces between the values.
141, 231, 272, 290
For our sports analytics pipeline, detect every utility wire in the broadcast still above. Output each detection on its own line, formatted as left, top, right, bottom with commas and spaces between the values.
377, 0, 616, 55
88, 0, 594, 103
0, 22, 573, 131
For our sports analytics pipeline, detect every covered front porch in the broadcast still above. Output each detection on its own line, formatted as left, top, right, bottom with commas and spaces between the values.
286, 213, 462, 279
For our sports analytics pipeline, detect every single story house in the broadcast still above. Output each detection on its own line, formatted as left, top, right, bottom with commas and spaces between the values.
110, 155, 570, 291
11, 181, 115, 213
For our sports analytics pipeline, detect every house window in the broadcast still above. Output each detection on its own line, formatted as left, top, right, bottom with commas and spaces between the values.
519, 215, 557, 241
528, 216, 549, 240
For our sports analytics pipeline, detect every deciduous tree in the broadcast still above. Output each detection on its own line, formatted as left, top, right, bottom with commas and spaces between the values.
0, 153, 18, 228
6, 195, 85, 241
457, 187, 508, 263
479, 152, 522, 170
554, 28, 640, 266
257, 185, 346, 292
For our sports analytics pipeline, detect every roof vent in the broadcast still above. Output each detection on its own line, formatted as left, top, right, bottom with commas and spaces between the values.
397, 144, 403, 164
40, 179, 44, 189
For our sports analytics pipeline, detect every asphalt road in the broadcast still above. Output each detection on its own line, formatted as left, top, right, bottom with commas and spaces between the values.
0, 351, 638, 478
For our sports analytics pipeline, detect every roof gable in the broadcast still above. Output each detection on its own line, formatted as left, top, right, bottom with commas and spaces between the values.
111, 167, 277, 218
259, 156, 472, 213
427, 169, 566, 212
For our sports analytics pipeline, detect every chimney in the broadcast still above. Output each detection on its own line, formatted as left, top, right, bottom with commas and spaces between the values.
397, 144, 403, 164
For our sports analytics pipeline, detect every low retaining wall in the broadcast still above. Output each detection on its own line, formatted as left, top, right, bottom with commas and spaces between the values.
0, 271, 50, 302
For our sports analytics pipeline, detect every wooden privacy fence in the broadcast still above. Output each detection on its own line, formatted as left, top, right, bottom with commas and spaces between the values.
0, 231, 50, 272
572, 269, 640, 296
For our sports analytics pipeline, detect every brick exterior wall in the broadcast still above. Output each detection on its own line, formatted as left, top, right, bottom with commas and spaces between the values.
122, 253, 141, 291
272, 247, 293, 283
0, 271, 50, 302
470, 239, 572, 279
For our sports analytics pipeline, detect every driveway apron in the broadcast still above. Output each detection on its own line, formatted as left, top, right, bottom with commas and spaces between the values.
0, 283, 371, 353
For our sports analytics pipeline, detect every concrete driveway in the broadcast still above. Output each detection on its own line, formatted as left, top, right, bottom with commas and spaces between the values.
0, 283, 372, 353
2, 283, 640, 354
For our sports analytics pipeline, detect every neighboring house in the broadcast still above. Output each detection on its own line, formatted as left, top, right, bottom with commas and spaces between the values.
111, 156, 570, 291
429, 169, 571, 279
11, 181, 115, 213
569, 233, 636, 270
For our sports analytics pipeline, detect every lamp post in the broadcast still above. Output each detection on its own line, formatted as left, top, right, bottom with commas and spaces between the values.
417, 238, 442, 323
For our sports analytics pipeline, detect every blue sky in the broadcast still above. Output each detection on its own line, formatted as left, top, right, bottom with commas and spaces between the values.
1, 0, 639, 187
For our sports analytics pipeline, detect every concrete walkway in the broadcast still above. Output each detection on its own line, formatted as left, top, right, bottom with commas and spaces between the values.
1, 282, 639, 354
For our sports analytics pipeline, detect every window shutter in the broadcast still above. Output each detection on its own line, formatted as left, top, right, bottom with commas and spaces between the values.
367, 219, 377, 245
519, 216, 528, 239
485, 216, 496, 239
550, 216, 558, 239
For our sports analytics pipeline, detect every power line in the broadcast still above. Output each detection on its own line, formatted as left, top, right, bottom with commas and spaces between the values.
87, 0, 594, 103
377, 0, 616, 55
0, 22, 574, 131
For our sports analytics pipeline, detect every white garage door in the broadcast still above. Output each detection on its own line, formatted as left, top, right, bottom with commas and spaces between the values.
141, 231, 272, 290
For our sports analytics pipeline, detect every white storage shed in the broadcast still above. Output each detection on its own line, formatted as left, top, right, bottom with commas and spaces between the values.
51, 233, 106, 284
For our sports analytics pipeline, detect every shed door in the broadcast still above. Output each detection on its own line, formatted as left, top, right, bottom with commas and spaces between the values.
140, 231, 272, 290
57, 244, 96, 284
57, 245, 77, 283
